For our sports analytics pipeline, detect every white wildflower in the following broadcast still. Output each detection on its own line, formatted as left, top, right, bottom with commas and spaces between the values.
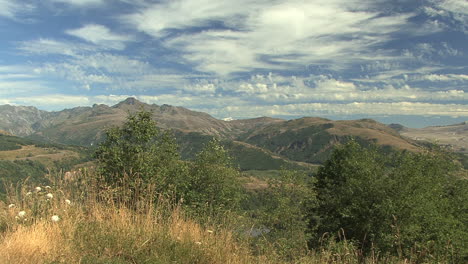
18, 211, 26, 218
65, 199, 71, 205
46, 193, 53, 199
51, 215, 60, 222
8, 204, 15, 209
35, 186, 42, 192
45, 186, 51, 189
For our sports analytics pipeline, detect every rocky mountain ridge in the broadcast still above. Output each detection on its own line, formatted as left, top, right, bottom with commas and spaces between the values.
0, 98, 428, 165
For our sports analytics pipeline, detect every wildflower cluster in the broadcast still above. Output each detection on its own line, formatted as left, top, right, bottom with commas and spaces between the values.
5, 185, 72, 225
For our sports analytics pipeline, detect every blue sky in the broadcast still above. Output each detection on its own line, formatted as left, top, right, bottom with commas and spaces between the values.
0, 0, 466, 127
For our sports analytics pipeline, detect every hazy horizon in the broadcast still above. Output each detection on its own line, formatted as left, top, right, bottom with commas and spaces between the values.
1, 98, 466, 129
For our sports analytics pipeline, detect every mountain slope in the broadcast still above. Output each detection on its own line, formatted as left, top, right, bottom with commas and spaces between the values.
0, 98, 423, 167
0, 133, 90, 198
239, 117, 421, 164
5, 98, 272, 146
400, 122, 468, 153
0, 105, 51, 136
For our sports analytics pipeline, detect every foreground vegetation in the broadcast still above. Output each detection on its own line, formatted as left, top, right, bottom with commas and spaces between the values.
1, 173, 448, 264
0, 111, 466, 263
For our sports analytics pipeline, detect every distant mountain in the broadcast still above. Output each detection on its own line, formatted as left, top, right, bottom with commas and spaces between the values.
400, 122, 468, 153
0, 105, 52, 136
0, 98, 424, 167
0, 98, 241, 146
238, 117, 421, 164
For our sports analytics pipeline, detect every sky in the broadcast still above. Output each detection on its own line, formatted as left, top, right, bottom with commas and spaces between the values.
0, 0, 467, 128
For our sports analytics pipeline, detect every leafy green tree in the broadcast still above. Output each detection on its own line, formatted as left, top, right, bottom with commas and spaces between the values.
385, 150, 467, 261
250, 169, 316, 259
182, 139, 244, 216
95, 110, 186, 198
313, 141, 467, 261
313, 141, 389, 250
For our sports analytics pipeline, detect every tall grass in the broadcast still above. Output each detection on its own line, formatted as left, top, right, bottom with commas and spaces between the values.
0, 170, 259, 264
0, 170, 448, 264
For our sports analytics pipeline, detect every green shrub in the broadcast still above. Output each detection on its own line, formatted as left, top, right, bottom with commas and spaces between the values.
183, 139, 244, 217
94, 110, 186, 202
312, 141, 467, 261
246, 169, 316, 260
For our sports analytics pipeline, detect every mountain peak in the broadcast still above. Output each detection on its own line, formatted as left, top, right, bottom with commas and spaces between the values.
113, 97, 147, 109
121, 97, 139, 105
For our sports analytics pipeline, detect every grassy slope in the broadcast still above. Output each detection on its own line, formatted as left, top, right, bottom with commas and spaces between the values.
175, 131, 308, 171
240, 118, 421, 164
0, 135, 91, 199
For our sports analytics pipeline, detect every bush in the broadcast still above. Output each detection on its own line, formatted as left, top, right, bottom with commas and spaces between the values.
94, 110, 186, 202
183, 139, 244, 216
248, 169, 316, 260
312, 141, 467, 261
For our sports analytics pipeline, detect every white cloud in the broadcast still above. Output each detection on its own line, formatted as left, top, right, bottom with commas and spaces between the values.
49, 0, 105, 6
202, 102, 468, 119
414, 74, 468, 82
123, 0, 255, 37
71, 53, 152, 75
0, 80, 51, 97
18, 38, 97, 56
0, 0, 34, 19
14, 94, 91, 106
0, 64, 51, 97
4, 90, 468, 118
124, 0, 415, 76
427, 0, 468, 32
66, 24, 134, 50
185, 74, 467, 105
433, 0, 468, 16
27, 52, 198, 92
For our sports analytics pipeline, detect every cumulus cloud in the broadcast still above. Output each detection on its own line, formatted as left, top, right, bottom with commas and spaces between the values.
66, 24, 134, 50
202, 102, 468, 119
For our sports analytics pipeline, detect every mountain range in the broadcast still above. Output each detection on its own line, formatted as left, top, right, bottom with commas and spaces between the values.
1, 98, 465, 170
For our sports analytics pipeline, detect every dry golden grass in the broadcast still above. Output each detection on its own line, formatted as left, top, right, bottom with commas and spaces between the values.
0, 188, 258, 264
328, 124, 421, 152
0, 222, 70, 264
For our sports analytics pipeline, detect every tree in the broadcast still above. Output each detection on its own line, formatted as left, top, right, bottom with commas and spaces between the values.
313, 141, 389, 251
251, 169, 316, 259
312, 141, 467, 261
182, 139, 244, 216
94, 110, 186, 199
